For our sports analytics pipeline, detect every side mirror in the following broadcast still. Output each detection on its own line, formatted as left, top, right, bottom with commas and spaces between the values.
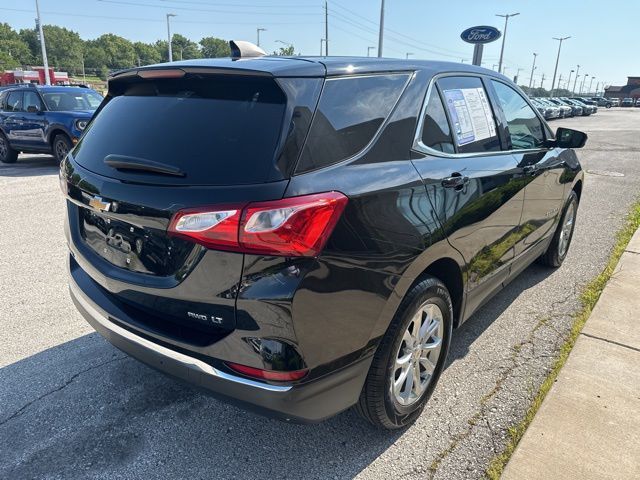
26, 105, 39, 113
554, 127, 587, 149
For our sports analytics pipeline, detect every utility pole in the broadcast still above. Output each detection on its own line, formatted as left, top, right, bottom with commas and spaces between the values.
406, 52, 414, 59
81, 52, 86, 82
35, 0, 50, 85
540, 73, 546, 89
496, 12, 519, 74
166, 13, 176, 62
256, 27, 266, 47
377, 0, 385, 57
320, 38, 325, 56
588, 76, 595, 94
550, 36, 570, 97
572, 65, 580, 94
324, 1, 329, 56
367, 46, 375, 57
528, 52, 537, 88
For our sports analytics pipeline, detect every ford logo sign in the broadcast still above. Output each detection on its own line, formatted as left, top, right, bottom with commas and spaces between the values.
460, 26, 502, 44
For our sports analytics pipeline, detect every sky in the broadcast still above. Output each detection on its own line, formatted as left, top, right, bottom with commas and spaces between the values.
2, 0, 636, 89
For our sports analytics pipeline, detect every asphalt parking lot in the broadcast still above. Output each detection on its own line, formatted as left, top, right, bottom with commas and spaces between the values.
1, 108, 639, 480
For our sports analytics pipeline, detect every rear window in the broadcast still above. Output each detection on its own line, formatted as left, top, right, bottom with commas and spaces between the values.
295, 73, 410, 173
73, 76, 287, 185
42, 90, 103, 111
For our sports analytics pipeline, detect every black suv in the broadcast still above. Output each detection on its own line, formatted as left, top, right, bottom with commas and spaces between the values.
62, 53, 585, 429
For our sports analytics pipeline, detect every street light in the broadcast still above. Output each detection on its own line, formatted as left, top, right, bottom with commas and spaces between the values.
367, 46, 375, 57
515, 67, 523, 84
320, 38, 325, 56
166, 13, 176, 62
257, 27, 266, 47
572, 65, 581, 94
567, 69, 575, 94
35, 0, 51, 84
579, 74, 588, 94
588, 76, 596, 95
495, 12, 520, 74
528, 52, 538, 88
406, 52, 414, 59
550, 36, 570, 97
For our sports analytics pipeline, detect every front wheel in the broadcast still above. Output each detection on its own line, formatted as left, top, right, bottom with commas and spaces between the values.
0, 132, 18, 164
355, 277, 453, 429
538, 191, 579, 267
53, 134, 72, 164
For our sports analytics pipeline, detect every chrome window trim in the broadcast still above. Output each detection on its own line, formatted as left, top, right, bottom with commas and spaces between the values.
69, 278, 293, 393
412, 71, 551, 159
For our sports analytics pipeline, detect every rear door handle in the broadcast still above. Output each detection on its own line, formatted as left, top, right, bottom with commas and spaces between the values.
441, 174, 470, 190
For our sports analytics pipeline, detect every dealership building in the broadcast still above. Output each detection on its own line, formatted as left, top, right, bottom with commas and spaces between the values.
604, 76, 640, 100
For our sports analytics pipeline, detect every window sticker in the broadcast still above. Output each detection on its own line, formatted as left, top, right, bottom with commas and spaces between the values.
443, 88, 496, 146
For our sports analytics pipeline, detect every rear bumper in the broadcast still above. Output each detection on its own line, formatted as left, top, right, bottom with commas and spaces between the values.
69, 270, 372, 423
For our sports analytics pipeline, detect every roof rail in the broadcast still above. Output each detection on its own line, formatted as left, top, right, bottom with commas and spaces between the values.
1, 82, 37, 88
229, 40, 266, 59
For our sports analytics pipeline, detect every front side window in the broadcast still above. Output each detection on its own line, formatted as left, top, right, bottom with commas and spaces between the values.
295, 73, 410, 173
419, 87, 454, 153
24, 91, 44, 112
6, 91, 23, 112
491, 80, 545, 150
437, 76, 500, 154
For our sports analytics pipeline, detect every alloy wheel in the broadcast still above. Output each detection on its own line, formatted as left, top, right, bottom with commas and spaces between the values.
391, 302, 444, 406
558, 201, 576, 258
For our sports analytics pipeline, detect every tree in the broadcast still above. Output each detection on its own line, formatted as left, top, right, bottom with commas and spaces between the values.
133, 41, 162, 66
0, 23, 32, 68
88, 34, 136, 70
272, 45, 295, 56
19, 25, 84, 73
199, 37, 230, 58
171, 34, 201, 60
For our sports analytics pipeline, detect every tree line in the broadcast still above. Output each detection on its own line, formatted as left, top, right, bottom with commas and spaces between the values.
0, 23, 294, 80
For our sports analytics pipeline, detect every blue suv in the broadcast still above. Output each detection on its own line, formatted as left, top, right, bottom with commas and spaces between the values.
0, 85, 102, 164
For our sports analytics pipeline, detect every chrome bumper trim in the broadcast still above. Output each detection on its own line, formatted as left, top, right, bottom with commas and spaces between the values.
69, 279, 292, 393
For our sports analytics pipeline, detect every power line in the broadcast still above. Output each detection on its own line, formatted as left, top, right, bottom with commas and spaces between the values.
97, 0, 321, 16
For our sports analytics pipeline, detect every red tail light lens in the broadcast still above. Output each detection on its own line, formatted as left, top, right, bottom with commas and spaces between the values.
226, 362, 308, 382
167, 191, 348, 257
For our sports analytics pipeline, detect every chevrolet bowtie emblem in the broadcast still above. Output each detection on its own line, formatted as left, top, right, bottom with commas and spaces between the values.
89, 196, 111, 212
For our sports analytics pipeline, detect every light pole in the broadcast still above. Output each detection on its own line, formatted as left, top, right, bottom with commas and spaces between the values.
367, 46, 375, 57
515, 67, 523, 84
406, 52, 414, 59
320, 38, 325, 56
528, 52, 537, 88
256, 28, 266, 47
496, 12, 519, 74
588, 76, 595, 95
492, 64, 498, 70
503, 66, 508, 77
572, 65, 580, 94
377, 0, 385, 57
550, 36, 570, 96
35, 0, 50, 85
579, 73, 588, 94
166, 13, 176, 62
567, 69, 574, 94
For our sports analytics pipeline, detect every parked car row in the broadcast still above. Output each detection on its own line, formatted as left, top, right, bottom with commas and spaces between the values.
530, 96, 598, 119
620, 97, 640, 107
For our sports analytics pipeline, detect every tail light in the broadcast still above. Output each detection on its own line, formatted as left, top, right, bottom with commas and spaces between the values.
226, 362, 308, 382
168, 191, 348, 257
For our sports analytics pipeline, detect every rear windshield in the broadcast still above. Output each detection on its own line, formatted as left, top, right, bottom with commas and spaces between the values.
73, 76, 287, 185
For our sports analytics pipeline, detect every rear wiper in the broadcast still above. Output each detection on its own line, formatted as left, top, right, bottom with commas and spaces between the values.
104, 154, 185, 177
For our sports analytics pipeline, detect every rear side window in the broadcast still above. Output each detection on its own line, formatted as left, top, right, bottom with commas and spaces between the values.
73, 76, 287, 185
419, 87, 455, 153
491, 80, 545, 150
6, 91, 23, 112
295, 73, 409, 173
437, 76, 500, 154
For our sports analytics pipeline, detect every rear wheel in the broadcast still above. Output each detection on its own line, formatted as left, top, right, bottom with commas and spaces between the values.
53, 134, 72, 163
355, 277, 453, 429
538, 191, 579, 267
0, 132, 18, 164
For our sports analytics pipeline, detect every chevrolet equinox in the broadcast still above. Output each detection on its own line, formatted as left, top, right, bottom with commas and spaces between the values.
62, 48, 585, 429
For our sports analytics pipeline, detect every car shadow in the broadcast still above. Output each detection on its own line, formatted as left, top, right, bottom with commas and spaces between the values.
0, 155, 59, 177
0, 263, 554, 479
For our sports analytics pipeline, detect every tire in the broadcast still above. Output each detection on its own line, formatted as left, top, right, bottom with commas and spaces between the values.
538, 191, 579, 267
53, 133, 72, 164
0, 131, 18, 164
355, 277, 453, 429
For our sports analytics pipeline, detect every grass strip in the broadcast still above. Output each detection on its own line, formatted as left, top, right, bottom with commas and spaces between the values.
485, 198, 640, 479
